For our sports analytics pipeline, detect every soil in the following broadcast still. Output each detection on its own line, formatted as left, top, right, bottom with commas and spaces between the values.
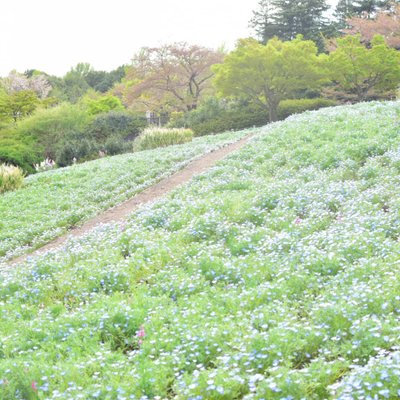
8, 134, 254, 266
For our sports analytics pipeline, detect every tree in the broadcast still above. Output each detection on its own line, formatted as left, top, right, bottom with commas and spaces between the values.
327, 34, 400, 101
335, 0, 394, 26
85, 66, 126, 93
213, 37, 327, 122
249, 0, 279, 44
0, 90, 38, 122
249, 0, 331, 49
344, 4, 400, 48
83, 93, 124, 116
120, 43, 223, 113
1, 71, 51, 99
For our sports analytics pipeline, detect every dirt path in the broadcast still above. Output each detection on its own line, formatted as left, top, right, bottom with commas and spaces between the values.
8, 134, 254, 267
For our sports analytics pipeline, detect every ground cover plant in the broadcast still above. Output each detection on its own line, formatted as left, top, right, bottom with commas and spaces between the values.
2, 102, 400, 398
0, 130, 247, 262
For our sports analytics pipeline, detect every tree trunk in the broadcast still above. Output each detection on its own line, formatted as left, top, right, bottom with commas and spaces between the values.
268, 102, 279, 122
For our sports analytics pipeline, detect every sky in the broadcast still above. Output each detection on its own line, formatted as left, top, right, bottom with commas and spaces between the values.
1, 0, 340, 78
0, 0, 263, 77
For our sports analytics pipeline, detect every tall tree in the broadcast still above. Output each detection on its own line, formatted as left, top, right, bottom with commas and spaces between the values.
213, 37, 327, 122
344, 4, 400, 48
250, 0, 331, 49
327, 34, 400, 101
120, 43, 223, 113
335, 0, 394, 24
249, 0, 279, 44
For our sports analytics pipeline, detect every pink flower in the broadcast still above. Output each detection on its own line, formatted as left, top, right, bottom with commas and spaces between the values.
294, 217, 302, 225
31, 381, 38, 392
137, 325, 145, 338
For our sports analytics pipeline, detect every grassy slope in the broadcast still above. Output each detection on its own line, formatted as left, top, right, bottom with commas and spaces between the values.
0, 130, 248, 261
1, 102, 400, 398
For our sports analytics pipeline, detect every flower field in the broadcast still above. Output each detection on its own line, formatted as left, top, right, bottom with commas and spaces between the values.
0, 131, 247, 262
1, 102, 400, 398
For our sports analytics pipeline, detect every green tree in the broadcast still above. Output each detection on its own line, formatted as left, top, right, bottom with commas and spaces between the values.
335, 0, 394, 26
83, 93, 124, 115
250, 0, 331, 49
85, 66, 126, 93
327, 34, 400, 101
213, 37, 327, 122
0, 90, 38, 122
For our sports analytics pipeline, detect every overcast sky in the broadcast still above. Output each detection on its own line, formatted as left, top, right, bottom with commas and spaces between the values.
1, 0, 339, 78
0, 0, 264, 77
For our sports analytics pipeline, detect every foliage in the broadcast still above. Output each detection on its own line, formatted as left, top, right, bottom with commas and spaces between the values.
84, 65, 126, 93
55, 136, 97, 167
59, 63, 91, 103
0, 164, 24, 193
103, 136, 131, 156
344, 4, 400, 49
334, 0, 394, 29
327, 34, 400, 101
171, 98, 335, 136
14, 103, 91, 158
84, 94, 124, 116
120, 43, 223, 112
277, 98, 337, 119
84, 111, 147, 142
0, 130, 246, 260
2, 102, 400, 398
1, 71, 51, 99
0, 90, 39, 122
0, 129, 42, 173
213, 36, 327, 122
249, 0, 331, 49
134, 127, 194, 150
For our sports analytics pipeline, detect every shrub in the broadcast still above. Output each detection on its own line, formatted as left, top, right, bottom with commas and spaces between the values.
277, 98, 336, 120
14, 103, 91, 159
0, 129, 42, 174
0, 164, 24, 193
56, 137, 98, 167
191, 109, 267, 136
85, 111, 147, 142
171, 97, 336, 137
134, 128, 194, 150
104, 136, 132, 155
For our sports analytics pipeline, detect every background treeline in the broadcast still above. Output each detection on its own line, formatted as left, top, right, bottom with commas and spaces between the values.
1, 0, 400, 173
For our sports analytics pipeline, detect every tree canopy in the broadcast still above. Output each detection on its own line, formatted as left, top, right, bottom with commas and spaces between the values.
213, 36, 327, 122
119, 43, 223, 113
327, 34, 400, 101
249, 0, 331, 49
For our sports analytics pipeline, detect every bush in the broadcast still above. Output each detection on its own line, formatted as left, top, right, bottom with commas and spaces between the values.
277, 98, 337, 120
134, 128, 194, 150
56, 136, 98, 167
191, 109, 267, 136
14, 103, 91, 159
85, 111, 147, 142
0, 129, 42, 174
170, 97, 336, 137
0, 164, 24, 193
104, 136, 132, 155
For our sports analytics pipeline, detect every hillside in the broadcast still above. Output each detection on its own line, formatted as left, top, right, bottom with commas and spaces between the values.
1, 102, 400, 399
0, 130, 247, 262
